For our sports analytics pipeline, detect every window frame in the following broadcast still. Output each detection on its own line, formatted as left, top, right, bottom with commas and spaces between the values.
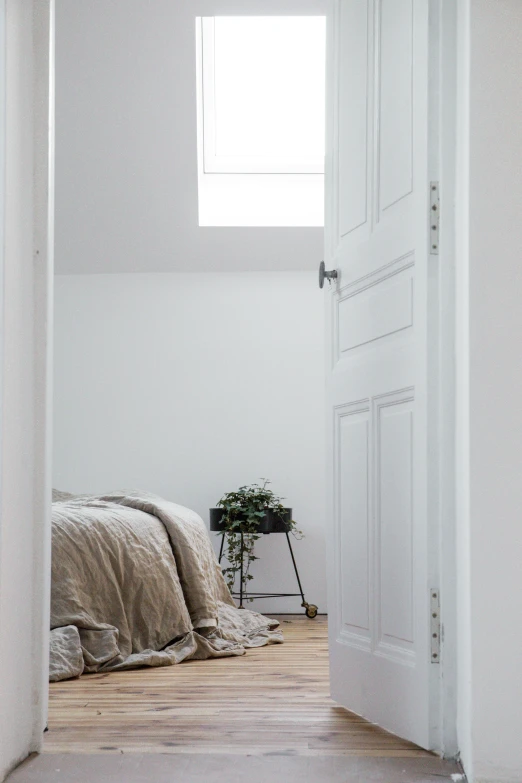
199, 16, 325, 176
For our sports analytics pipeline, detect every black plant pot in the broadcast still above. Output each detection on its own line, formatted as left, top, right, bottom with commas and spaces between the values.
209, 507, 293, 534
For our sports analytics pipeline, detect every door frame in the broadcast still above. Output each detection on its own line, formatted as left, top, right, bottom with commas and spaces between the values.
28, 0, 460, 761
429, 0, 459, 758
0, 1, 54, 776
33, 0, 55, 750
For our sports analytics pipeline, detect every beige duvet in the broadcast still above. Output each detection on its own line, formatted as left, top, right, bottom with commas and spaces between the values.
50, 491, 282, 682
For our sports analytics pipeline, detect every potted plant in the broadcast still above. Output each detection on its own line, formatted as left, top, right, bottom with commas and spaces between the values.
210, 480, 302, 597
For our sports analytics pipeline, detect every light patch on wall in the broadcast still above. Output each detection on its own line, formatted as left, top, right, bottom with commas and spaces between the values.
195, 16, 326, 227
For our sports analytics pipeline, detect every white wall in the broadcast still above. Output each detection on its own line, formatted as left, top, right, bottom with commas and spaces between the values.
54, 0, 326, 274
469, 1, 522, 780
0, 1, 53, 780
53, 272, 327, 615
456, 2, 522, 782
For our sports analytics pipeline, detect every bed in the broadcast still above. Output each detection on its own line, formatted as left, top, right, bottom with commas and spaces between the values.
49, 490, 282, 682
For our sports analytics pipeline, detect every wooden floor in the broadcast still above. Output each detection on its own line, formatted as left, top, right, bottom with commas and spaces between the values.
44, 615, 432, 757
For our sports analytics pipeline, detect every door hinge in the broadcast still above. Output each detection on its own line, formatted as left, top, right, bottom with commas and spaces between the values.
430, 182, 439, 255
430, 589, 440, 664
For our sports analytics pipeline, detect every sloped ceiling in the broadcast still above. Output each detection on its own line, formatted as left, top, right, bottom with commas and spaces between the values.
55, 0, 326, 273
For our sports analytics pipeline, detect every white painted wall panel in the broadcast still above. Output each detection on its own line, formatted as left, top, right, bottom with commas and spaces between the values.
455, 2, 522, 781
0, 0, 53, 779
462, 2, 522, 781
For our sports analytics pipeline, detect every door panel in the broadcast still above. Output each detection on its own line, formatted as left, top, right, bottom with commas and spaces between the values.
378, 0, 414, 214
325, 0, 436, 749
337, 0, 369, 236
337, 267, 414, 354
338, 407, 370, 641
377, 396, 414, 649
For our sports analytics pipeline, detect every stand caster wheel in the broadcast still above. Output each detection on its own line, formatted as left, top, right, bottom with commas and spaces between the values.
303, 603, 318, 619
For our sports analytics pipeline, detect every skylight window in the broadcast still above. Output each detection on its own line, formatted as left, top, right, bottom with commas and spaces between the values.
201, 17, 325, 175
196, 16, 326, 227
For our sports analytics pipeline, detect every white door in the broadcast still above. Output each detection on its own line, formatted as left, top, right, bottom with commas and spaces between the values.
324, 0, 438, 750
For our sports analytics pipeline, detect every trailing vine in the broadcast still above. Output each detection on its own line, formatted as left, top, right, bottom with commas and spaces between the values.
216, 480, 302, 599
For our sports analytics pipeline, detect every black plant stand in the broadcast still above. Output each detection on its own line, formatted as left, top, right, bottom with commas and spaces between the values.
217, 530, 318, 618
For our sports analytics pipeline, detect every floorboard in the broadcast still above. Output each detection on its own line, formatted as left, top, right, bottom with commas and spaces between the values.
44, 615, 433, 757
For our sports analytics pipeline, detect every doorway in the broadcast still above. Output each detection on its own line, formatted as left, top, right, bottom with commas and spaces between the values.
3, 3, 460, 780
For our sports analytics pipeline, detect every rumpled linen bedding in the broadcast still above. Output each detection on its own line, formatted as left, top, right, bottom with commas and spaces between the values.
50, 490, 282, 682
